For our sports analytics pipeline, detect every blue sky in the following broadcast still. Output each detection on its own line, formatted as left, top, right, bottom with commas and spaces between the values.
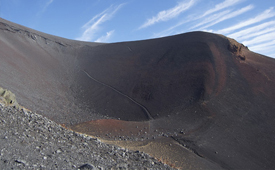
0, 0, 274, 58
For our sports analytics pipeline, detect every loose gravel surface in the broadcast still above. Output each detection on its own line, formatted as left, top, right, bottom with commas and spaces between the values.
0, 105, 174, 169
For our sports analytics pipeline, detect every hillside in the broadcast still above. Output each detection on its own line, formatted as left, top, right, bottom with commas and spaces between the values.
1, 17, 275, 169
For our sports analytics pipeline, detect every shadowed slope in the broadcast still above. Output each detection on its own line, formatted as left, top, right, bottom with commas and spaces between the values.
0, 18, 105, 125
1, 17, 275, 169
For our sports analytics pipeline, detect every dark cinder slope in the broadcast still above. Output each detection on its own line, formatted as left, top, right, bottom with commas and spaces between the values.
1, 17, 275, 169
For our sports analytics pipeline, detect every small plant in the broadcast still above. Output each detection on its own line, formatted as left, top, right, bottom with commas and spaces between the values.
0, 86, 19, 108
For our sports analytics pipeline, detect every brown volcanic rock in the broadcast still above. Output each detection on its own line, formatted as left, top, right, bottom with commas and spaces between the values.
1, 17, 275, 169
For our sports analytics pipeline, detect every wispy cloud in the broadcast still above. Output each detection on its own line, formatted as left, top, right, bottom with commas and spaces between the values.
148, 0, 275, 58
95, 30, 115, 42
202, 0, 243, 17
152, 0, 244, 38
218, 7, 275, 34
198, 5, 254, 30
242, 32, 275, 46
45, 0, 54, 8
228, 21, 275, 40
139, 0, 196, 29
241, 27, 275, 40
37, 0, 54, 16
77, 4, 124, 41
190, 9, 231, 29
42, 0, 54, 13
249, 40, 275, 52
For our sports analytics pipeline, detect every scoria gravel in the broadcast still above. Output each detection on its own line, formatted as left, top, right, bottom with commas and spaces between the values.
0, 105, 174, 170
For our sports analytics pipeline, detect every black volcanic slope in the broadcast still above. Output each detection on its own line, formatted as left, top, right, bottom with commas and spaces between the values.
1, 17, 275, 169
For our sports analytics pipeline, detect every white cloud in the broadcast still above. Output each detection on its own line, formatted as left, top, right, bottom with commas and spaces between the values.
37, 0, 54, 16
242, 32, 275, 46
148, 0, 275, 58
218, 7, 275, 34
190, 9, 231, 29
42, 0, 54, 12
228, 20, 275, 40
239, 26, 275, 41
77, 4, 124, 41
152, 0, 244, 38
139, 0, 196, 29
202, 0, 243, 17
198, 5, 254, 30
95, 30, 115, 42
249, 40, 275, 52
46, 0, 54, 7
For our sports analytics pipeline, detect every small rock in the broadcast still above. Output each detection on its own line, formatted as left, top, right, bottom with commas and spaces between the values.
78, 163, 96, 170
15, 159, 27, 165
56, 149, 62, 154
116, 163, 128, 169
